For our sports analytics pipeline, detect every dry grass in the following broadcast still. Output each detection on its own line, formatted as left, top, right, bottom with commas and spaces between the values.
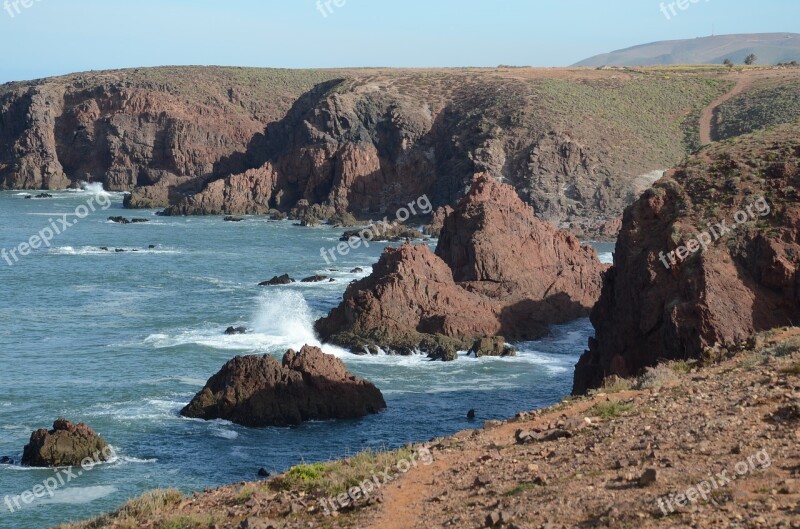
275, 447, 416, 497
54, 489, 184, 529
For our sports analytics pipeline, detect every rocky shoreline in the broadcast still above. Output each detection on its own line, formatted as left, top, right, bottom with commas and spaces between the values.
54, 329, 800, 529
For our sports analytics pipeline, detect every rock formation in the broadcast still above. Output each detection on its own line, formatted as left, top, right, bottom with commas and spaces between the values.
316, 174, 607, 355
22, 419, 112, 468
573, 123, 800, 394
181, 345, 386, 427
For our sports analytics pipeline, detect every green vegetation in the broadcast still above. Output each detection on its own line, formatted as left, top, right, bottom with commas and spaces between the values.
276, 447, 416, 497
783, 361, 800, 375
504, 482, 541, 496
715, 80, 800, 140
589, 400, 635, 419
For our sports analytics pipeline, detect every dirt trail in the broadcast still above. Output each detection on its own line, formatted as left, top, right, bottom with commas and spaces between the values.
364, 400, 603, 529
699, 73, 755, 145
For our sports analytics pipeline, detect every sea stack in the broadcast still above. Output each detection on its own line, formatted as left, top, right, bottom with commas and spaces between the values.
316, 173, 608, 356
181, 345, 386, 427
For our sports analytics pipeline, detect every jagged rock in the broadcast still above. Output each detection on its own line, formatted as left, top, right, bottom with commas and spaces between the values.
301, 275, 328, 283
316, 175, 607, 355
574, 124, 800, 393
180, 345, 386, 427
22, 419, 111, 468
469, 337, 516, 358
258, 274, 295, 286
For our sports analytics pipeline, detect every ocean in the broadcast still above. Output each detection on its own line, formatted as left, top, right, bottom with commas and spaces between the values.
0, 188, 614, 529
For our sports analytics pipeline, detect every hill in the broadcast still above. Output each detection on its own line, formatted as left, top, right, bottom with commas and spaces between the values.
574, 33, 800, 67
2, 66, 800, 237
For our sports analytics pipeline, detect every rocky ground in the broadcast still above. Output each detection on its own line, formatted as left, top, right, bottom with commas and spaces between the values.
57, 328, 800, 529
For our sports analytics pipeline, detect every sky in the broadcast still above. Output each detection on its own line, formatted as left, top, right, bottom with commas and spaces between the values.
0, 0, 797, 83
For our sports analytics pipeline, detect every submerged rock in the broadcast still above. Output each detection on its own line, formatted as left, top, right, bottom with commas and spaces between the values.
22, 419, 111, 468
468, 337, 516, 358
301, 275, 328, 283
181, 345, 386, 427
258, 274, 295, 286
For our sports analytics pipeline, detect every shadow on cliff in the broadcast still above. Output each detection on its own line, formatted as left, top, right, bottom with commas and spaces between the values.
499, 294, 590, 341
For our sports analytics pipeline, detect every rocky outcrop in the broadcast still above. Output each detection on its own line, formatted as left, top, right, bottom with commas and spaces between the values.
180, 345, 386, 427
316, 175, 607, 355
573, 123, 800, 394
22, 419, 111, 468
162, 164, 278, 215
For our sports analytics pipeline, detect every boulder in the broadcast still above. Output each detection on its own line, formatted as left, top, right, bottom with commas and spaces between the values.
225, 326, 247, 335
22, 419, 111, 468
469, 337, 517, 358
258, 274, 295, 286
180, 345, 387, 427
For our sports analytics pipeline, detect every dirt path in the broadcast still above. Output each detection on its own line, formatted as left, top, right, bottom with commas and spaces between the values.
699, 73, 755, 145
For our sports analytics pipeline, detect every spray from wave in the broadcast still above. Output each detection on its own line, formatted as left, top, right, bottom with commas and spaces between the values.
252, 290, 322, 351
79, 182, 111, 196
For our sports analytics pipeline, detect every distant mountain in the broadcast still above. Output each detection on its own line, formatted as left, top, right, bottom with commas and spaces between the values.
574, 33, 800, 67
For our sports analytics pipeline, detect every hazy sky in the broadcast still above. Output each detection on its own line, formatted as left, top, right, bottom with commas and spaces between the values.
0, 0, 797, 83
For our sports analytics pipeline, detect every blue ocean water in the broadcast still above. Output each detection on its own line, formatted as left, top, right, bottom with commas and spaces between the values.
0, 188, 613, 529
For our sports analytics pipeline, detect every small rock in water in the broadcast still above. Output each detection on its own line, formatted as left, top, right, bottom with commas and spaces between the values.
467, 409, 476, 420
257, 467, 271, 478
148, 245, 156, 249
223, 216, 244, 222
258, 274, 295, 286
301, 275, 328, 283
0, 456, 13, 465
350, 267, 364, 273
225, 326, 247, 335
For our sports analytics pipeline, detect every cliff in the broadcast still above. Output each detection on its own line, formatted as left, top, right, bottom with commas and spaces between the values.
574, 122, 800, 393
0, 65, 757, 236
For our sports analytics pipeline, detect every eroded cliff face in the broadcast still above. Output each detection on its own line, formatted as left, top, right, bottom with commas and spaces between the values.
0, 67, 728, 235
573, 123, 800, 394
315, 174, 608, 354
0, 68, 341, 195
